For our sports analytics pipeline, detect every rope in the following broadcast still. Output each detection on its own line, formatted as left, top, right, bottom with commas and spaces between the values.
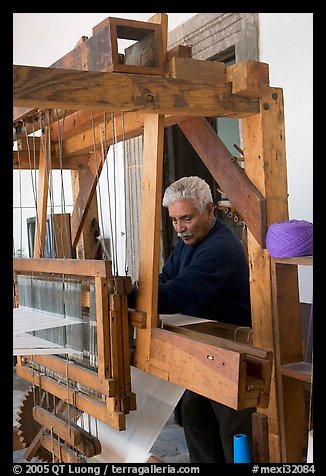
266, 219, 313, 258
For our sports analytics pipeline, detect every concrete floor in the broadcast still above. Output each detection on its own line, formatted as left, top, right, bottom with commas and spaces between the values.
13, 367, 190, 464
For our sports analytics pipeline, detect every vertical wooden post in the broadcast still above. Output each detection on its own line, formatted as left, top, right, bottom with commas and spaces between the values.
33, 126, 50, 258
148, 13, 168, 62
242, 88, 304, 462
271, 261, 306, 461
95, 262, 112, 380
134, 114, 165, 371
52, 213, 72, 258
71, 169, 101, 259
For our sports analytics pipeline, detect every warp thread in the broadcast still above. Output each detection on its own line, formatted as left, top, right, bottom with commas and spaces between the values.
266, 219, 313, 258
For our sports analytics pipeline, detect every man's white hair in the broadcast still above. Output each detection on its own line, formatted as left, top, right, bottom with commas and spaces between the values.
162, 176, 213, 214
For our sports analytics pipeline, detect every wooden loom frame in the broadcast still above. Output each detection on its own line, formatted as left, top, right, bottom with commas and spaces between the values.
14, 257, 134, 431
13, 13, 306, 462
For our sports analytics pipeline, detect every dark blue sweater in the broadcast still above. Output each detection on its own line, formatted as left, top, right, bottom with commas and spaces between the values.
128, 219, 251, 326
157, 219, 251, 326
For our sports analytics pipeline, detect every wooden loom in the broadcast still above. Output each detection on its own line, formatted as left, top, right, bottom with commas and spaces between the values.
13, 13, 306, 463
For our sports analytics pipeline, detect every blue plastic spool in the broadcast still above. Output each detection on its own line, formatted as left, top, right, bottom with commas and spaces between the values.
233, 433, 251, 463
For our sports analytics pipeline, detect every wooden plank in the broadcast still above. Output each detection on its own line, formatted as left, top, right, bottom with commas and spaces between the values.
270, 260, 307, 461
169, 57, 226, 84
241, 87, 295, 462
226, 60, 270, 98
71, 169, 101, 259
68, 423, 102, 457
108, 293, 124, 411
70, 150, 108, 248
271, 262, 303, 365
51, 20, 113, 73
272, 256, 313, 266
242, 88, 289, 226
28, 354, 113, 396
13, 65, 259, 117
280, 377, 306, 462
134, 114, 164, 372
107, 278, 135, 414
95, 277, 111, 380
163, 323, 271, 408
178, 320, 252, 344
178, 117, 267, 247
33, 406, 82, 446
124, 31, 160, 69
149, 328, 248, 410
163, 323, 270, 360
13, 257, 112, 277
23, 429, 43, 461
90, 15, 165, 75
16, 365, 125, 430
17, 136, 40, 152
52, 213, 72, 258
166, 45, 192, 62
13, 150, 89, 170
128, 309, 147, 329
40, 433, 80, 463
280, 362, 312, 383
120, 293, 134, 412
252, 412, 269, 463
148, 13, 168, 62
50, 112, 190, 161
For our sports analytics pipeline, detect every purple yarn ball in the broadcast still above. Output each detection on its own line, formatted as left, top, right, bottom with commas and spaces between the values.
266, 220, 313, 258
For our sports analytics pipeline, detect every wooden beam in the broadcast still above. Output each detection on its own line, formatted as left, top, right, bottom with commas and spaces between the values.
178, 117, 267, 247
271, 260, 306, 461
134, 114, 165, 371
95, 276, 111, 381
13, 257, 112, 277
33, 130, 50, 258
13, 65, 259, 117
26, 354, 113, 396
148, 328, 263, 410
70, 168, 101, 259
241, 88, 296, 462
252, 412, 269, 463
122, 14, 167, 75
169, 57, 226, 84
14, 112, 192, 169
33, 406, 82, 446
16, 365, 125, 430
40, 433, 80, 463
13, 150, 89, 170
70, 149, 108, 248
226, 60, 270, 98
50, 112, 190, 160
52, 213, 72, 258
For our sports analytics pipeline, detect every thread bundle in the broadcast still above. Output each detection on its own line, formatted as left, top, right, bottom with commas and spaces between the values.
266, 219, 313, 258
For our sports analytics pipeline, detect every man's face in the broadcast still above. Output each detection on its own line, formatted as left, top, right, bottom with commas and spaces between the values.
168, 199, 214, 246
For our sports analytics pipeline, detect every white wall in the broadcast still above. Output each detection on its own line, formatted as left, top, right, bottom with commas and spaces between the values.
13, 13, 197, 67
259, 13, 313, 303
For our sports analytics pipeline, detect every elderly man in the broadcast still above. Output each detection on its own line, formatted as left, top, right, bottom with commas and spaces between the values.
130, 176, 254, 463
